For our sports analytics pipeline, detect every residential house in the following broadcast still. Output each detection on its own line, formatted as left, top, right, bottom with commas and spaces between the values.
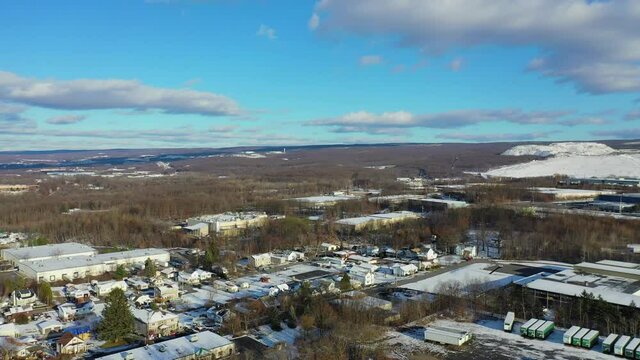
57, 332, 87, 355
349, 268, 375, 287
178, 271, 201, 285
92, 280, 127, 297
132, 308, 180, 339
36, 319, 63, 335
154, 284, 180, 302
392, 263, 418, 277
11, 289, 37, 307
250, 253, 271, 268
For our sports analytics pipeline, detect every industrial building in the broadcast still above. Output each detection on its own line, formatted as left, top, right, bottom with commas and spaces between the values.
532, 187, 615, 200
334, 211, 420, 232
291, 194, 361, 209
424, 326, 472, 346
13, 246, 169, 283
409, 198, 469, 212
186, 212, 268, 235
525, 260, 640, 307
97, 331, 235, 360
1, 243, 97, 265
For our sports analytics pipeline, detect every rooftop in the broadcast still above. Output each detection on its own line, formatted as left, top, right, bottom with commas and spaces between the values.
97, 331, 232, 360
17, 248, 169, 273
2, 242, 96, 261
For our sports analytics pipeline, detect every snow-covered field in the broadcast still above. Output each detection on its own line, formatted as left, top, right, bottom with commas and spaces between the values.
502, 142, 616, 157
484, 153, 640, 178
483, 142, 640, 178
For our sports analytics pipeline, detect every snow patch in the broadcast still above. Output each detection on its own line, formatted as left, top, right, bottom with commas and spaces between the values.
502, 142, 615, 157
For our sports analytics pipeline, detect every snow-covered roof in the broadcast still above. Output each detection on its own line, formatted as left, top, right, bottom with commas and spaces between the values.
96, 331, 232, 360
3, 243, 96, 261
131, 308, 179, 324
526, 278, 640, 307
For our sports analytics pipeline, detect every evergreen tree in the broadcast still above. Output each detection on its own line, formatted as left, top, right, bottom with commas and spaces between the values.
339, 272, 352, 292
97, 288, 134, 343
144, 258, 157, 278
114, 265, 127, 280
37, 281, 53, 306
202, 240, 220, 270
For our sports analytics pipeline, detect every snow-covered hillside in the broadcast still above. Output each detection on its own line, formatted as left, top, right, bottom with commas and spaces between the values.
484, 153, 640, 179
502, 142, 615, 157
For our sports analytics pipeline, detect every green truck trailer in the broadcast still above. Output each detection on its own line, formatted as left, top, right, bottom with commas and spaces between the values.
603, 334, 619, 354
581, 330, 599, 349
535, 321, 555, 339
521, 319, 538, 337
624, 338, 640, 358
573, 328, 590, 346
563, 326, 581, 345
528, 320, 546, 338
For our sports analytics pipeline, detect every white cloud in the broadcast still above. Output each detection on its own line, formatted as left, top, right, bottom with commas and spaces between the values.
46, 114, 87, 125
436, 131, 552, 142
359, 55, 383, 66
313, 0, 640, 94
0, 71, 240, 116
309, 109, 573, 134
257, 24, 277, 40
308, 13, 320, 30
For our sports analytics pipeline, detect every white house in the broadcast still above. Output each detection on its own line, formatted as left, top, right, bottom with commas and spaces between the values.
392, 263, 418, 277
11, 289, 37, 307
192, 269, 213, 281
92, 280, 127, 297
250, 253, 272, 268
285, 251, 305, 262
178, 271, 201, 285
350, 269, 375, 287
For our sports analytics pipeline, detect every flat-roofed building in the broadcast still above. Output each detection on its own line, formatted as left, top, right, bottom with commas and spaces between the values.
1, 243, 97, 265
97, 331, 235, 360
335, 211, 420, 232
16, 248, 169, 283
187, 212, 268, 235
409, 198, 469, 212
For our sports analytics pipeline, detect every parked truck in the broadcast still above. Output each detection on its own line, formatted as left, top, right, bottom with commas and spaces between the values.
581, 330, 599, 349
528, 320, 546, 338
504, 312, 515, 332
521, 318, 538, 337
563, 326, 581, 345
624, 338, 640, 358
572, 328, 590, 347
603, 334, 619, 354
614, 335, 632, 356
536, 321, 555, 339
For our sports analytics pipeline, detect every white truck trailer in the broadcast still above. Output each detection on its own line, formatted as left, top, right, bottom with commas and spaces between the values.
504, 312, 515, 332
424, 326, 473, 346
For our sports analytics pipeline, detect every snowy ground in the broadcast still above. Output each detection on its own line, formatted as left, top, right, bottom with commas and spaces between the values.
484, 153, 640, 178
388, 318, 612, 360
502, 142, 616, 157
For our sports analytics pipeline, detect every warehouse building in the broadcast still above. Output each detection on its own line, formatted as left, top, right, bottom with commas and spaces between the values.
334, 211, 420, 232
1, 243, 97, 265
291, 194, 361, 209
525, 260, 640, 308
187, 212, 268, 235
409, 198, 469, 212
15, 248, 169, 283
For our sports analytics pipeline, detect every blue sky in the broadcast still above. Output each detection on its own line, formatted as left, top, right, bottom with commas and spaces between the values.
0, 0, 639, 150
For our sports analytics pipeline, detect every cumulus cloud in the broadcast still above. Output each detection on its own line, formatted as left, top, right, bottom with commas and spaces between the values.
313, 0, 640, 94
309, 109, 572, 134
0, 71, 240, 116
257, 24, 277, 40
559, 117, 609, 126
436, 131, 552, 142
359, 55, 383, 66
46, 114, 87, 125
0, 102, 28, 122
